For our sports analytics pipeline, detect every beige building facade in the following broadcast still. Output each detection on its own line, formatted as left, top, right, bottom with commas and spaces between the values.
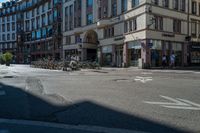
63, 0, 200, 68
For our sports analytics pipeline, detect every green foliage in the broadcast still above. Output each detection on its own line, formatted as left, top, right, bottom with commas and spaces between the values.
0, 54, 4, 64
2, 52, 13, 64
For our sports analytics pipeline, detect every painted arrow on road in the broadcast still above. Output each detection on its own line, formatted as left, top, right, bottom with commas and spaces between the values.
144, 95, 200, 110
134, 76, 153, 83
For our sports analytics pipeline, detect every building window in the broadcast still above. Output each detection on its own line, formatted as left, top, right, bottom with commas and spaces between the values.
75, 34, 81, 43
121, 0, 127, 13
32, 10, 35, 17
180, 0, 186, 11
7, 23, 10, 31
42, 4, 45, 12
199, 3, 200, 15
12, 33, 15, 40
37, 7, 40, 15
65, 7, 69, 31
173, 19, 181, 33
154, 16, 163, 30
12, 15, 15, 21
36, 17, 40, 29
191, 21, 197, 37
132, 0, 140, 8
48, 2, 51, 9
111, 0, 117, 17
7, 34, 10, 41
163, 0, 169, 8
199, 21, 200, 36
65, 36, 71, 45
87, 13, 93, 25
42, 14, 46, 26
12, 22, 15, 31
173, 0, 179, 10
2, 34, 5, 41
2, 24, 5, 32
124, 18, 137, 33
104, 26, 114, 38
86, 0, 93, 7
7, 16, 10, 22
153, 0, 159, 5
192, 1, 197, 15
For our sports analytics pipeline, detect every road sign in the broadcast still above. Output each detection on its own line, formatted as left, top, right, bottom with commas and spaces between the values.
134, 76, 153, 83
144, 95, 200, 110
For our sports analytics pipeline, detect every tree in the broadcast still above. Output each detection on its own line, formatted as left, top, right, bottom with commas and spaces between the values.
2, 52, 13, 66
0, 54, 4, 65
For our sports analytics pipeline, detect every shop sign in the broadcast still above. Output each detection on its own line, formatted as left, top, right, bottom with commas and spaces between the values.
162, 33, 175, 37
128, 41, 141, 49
191, 45, 200, 49
114, 36, 125, 41
102, 45, 112, 53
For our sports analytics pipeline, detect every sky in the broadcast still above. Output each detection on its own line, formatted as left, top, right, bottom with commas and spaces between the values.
0, 0, 6, 2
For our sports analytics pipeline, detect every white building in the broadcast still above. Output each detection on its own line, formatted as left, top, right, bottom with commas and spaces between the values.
63, 0, 200, 68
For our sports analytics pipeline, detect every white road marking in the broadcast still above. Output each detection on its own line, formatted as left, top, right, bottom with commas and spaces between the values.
144, 95, 200, 111
0, 118, 148, 133
161, 105, 200, 110
134, 76, 153, 83
0, 91, 6, 96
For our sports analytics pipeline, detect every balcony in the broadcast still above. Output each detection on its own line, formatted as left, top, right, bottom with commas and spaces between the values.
97, 16, 120, 28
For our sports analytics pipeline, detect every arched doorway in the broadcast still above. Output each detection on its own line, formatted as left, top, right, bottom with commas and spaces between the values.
83, 30, 99, 61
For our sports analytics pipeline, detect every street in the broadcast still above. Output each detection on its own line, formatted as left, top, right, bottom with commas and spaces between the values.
0, 65, 200, 133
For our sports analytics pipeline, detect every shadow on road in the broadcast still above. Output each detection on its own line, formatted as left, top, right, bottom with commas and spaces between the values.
0, 82, 191, 133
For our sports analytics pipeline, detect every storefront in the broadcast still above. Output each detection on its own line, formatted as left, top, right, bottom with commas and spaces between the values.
150, 40, 183, 67
172, 42, 183, 66
102, 45, 113, 66
151, 40, 162, 67
127, 41, 141, 67
190, 42, 200, 65
115, 45, 123, 67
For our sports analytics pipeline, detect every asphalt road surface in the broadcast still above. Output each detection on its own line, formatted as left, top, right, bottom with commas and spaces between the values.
0, 65, 200, 133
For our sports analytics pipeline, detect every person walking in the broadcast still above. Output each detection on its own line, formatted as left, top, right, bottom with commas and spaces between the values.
170, 52, 175, 68
162, 55, 167, 68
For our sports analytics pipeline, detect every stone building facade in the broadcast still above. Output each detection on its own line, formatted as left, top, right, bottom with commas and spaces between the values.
62, 0, 200, 67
